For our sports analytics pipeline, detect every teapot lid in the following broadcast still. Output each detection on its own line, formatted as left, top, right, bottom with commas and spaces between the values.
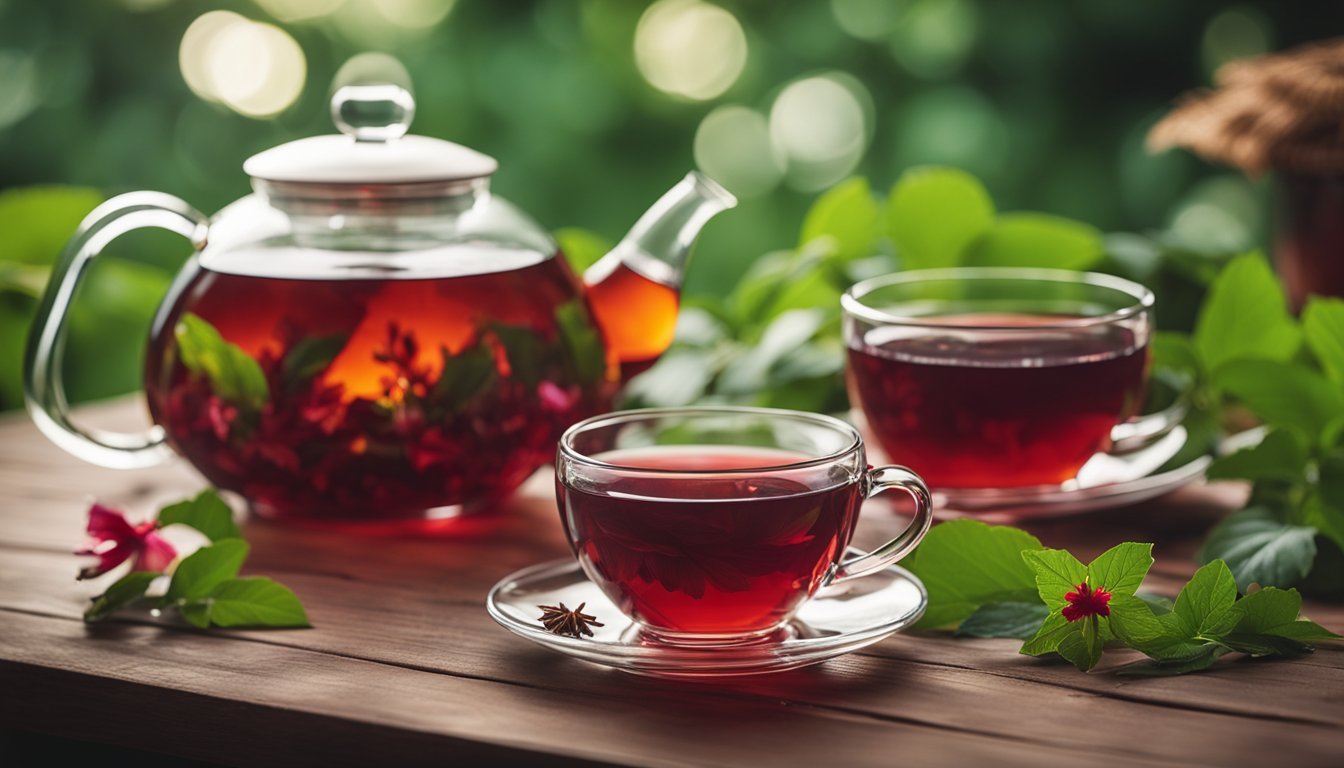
243, 84, 498, 185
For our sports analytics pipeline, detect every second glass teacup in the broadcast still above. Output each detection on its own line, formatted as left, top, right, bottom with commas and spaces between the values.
555, 406, 932, 645
843, 267, 1171, 491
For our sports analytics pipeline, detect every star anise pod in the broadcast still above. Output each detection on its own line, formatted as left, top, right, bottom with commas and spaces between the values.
537, 602, 604, 638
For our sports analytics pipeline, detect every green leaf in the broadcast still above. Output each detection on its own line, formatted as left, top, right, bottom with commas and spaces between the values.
955, 601, 1050, 639
1215, 360, 1344, 439
1310, 453, 1344, 554
0, 260, 48, 297
175, 313, 269, 412
1086, 542, 1153, 597
1022, 548, 1089, 611
554, 227, 613, 274
281, 335, 347, 390
1055, 628, 1093, 671
556, 300, 609, 385
1108, 595, 1209, 660
0, 185, 103, 265
1256, 621, 1341, 642
1230, 586, 1300, 632
1194, 253, 1300, 372
180, 601, 212, 629
1055, 615, 1104, 671
904, 520, 1044, 629
887, 167, 995, 270
1170, 560, 1240, 638
1109, 594, 1179, 652
1217, 632, 1314, 657
1302, 297, 1344, 384
799, 177, 881, 263
965, 213, 1103, 270
202, 577, 310, 628
1138, 592, 1175, 616
157, 489, 240, 542
164, 540, 250, 604
490, 323, 542, 386
1207, 429, 1309, 482
729, 251, 799, 326
1117, 645, 1226, 677
1102, 232, 1164, 282
1231, 587, 1339, 641
717, 310, 826, 395
1020, 612, 1076, 656
763, 267, 843, 320
433, 340, 497, 410
621, 348, 719, 408
1149, 331, 1200, 378
1198, 507, 1317, 590
84, 571, 159, 623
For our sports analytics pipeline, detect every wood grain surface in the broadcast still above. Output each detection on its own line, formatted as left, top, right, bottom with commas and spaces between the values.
2, 399, 1342, 767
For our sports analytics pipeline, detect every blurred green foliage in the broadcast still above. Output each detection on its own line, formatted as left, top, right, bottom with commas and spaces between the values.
0, 0, 1337, 411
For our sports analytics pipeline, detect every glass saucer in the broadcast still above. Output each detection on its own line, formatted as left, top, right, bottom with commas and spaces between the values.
485, 554, 927, 678
934, 425, 1212, 521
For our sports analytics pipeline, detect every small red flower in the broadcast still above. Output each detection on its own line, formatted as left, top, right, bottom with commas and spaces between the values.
74, 503, 177, 580
1062, 581, 1112, 622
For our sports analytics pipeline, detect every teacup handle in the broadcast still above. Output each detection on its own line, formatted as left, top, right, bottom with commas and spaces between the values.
25, 192, 208, 469
1109, 392, 1190, 454
826, 465, 933, 585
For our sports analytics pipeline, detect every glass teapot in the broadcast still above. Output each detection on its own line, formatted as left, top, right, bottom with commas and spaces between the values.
25, 85, 735, 523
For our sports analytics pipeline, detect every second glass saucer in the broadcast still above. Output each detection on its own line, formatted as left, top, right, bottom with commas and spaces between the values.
935, 425, 1212, 520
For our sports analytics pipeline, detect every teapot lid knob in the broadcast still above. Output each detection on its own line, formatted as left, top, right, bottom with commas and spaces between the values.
331, 83, 416, 143
245, 55, 497, 185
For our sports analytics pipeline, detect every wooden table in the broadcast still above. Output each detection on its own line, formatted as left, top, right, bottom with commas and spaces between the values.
2, 400, 1342, 767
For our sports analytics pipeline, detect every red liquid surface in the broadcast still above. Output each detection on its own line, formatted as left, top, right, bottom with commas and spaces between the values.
847, 314, 1149, 489
558, 447, 861, 637
146, 252, 614, 521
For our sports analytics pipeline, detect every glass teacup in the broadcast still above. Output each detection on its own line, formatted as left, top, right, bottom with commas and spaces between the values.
843, 268, 1164, 491
555, 406, 932, 645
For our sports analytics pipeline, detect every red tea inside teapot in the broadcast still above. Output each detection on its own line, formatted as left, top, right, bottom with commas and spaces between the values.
26, 83, 735, 524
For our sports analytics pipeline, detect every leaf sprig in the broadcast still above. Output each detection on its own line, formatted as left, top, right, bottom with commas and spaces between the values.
1170, 253, 1344, 594
83, 490, 310, 629
907, 520, 1338, 676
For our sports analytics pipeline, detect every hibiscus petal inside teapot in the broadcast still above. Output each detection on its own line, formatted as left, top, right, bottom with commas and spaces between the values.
25, 83, 735, 523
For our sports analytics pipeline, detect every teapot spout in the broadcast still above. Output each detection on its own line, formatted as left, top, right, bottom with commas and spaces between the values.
583, 171, 736, 380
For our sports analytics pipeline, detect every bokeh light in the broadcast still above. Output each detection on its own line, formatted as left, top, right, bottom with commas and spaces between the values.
694, 105, 783, 198
634, 0, 748, 101
0, 50, 39, 129
373, 0, 456, 29
252, 0, 346, 24
179, 11, 307, 118
1167, 175, 1262, 252
889, 0, 977, 79
770, 74, 872, 191
830, 0, 901, 42
119, 0, 173, 11
1202, 6, 1273, 75
890, 86, 1007, 180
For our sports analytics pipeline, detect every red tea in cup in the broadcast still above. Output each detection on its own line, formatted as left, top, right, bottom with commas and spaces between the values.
556, 408, 932, 644
559, 447, 862, 636
843, 270, 1155, 490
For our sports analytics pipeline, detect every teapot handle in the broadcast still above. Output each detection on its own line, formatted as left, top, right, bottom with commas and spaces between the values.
24, 192, 208, 469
